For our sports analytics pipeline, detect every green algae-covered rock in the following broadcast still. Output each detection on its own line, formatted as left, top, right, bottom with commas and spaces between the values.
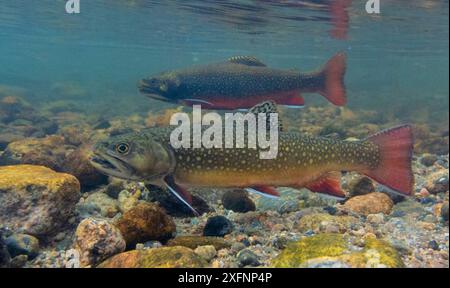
167, 236, 231, 250
97, 246, 207, 268
272, 234, 404, 268
272, 234, 346, 267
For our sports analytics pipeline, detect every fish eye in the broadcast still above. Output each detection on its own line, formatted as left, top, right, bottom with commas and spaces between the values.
115, 143, 130, 154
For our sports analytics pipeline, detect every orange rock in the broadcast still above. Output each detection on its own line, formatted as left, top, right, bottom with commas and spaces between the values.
115, 202, 176, 247
342, 192, 394, 216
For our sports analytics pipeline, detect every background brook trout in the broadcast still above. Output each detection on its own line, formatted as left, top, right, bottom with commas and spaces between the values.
90, 106, 414, 214
139, 52, 346, 109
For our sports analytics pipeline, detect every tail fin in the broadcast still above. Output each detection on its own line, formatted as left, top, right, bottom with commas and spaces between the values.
363, 125, 414, 196
318, 52, 347, 106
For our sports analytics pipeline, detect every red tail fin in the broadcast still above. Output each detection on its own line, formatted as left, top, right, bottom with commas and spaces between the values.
318, 52, 347, 106
363, 125, 414, 196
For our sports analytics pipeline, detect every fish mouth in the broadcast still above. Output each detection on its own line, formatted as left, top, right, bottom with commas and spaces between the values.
89, 151, 137, 180
138, 80, 170, 101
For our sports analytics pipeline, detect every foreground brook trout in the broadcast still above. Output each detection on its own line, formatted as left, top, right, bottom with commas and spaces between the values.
90, 104, 413, 214
139, 53, 346, 109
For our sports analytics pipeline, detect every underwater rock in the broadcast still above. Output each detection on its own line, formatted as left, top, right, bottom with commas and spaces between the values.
420, 153, 438, 167
348, 176, 375, 197
272, 233, 404, 268
203, 216, 233, 237
222, 190, 256, 213
105, 179, 126, 199
98, 246, 207, 268
118, 190, 141, 213
59, 125, 91, 147
166, 236, 231, 250
0, 165, 80, 237
74, 218, 126, 267
342, 192, 394, 216
0, 136, 72, 170
441, 202, 449, 222
425, 170, 449, 194
296, 213, 359, 234
0, 232, 11, 268
144, 185, 211, 217
62, 146, 108, 189
237, 249, 260, 267
0, 131, 24, 150
115, 203, 176, 247
84, 192, 120, 218
5, 233, 40, 259
194, 245, 217, 262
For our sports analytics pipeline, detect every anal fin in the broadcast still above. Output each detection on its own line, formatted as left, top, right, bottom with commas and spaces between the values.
305, 172, 346, 200
245, 186, 280, 199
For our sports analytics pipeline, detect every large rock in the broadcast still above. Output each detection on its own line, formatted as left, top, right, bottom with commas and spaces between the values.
74, 218, 126, 267
0, 136, 71, 170
61, 146, 108, 188
342, 192, 394, 216
0, 165, 81, 237
98, 246, 207, 268
115, 202, 176, 247
222, 190, 256, 213
272, 234, 404, 268
5, 233, 40, 259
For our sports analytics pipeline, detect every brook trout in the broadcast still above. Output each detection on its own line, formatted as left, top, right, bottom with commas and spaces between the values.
139, 53, 346, 109
90, 102, 413, 214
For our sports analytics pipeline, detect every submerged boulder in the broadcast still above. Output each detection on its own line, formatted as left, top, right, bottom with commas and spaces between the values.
0, 165, 81, 237
342, 192, 394, 216
74, 218, 126, 267
115, 203, 176, 247
222, 190, 256, 213
272, 233, 404, 268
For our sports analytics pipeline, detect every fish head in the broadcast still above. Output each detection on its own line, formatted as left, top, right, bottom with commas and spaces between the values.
138, 72, 180, 102
90, 132, 174, 182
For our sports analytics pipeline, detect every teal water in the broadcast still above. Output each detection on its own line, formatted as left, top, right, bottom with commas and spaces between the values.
0, 0, 448, 123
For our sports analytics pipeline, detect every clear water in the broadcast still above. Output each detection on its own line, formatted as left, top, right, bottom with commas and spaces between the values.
0, 0, 448, 124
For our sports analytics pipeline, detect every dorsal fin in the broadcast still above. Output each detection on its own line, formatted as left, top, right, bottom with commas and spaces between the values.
228, 56, 266, 67
249, 101, 283, 132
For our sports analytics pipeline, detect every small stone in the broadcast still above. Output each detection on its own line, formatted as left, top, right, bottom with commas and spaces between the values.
366, 213, 385, 225
425, 170, 449, 194
420, 154, 438, 166
84, 192, 119, 218
237, 249, 260, 267
118, 190, 140, 213
194, 245, 217, 262
231, 242, 246, 253
74, 218, 126, 267
105, 179, 126, 199
342, 192, 394, 216
222, 190, 256, 213
203, 216, 233, 237
5, 234, 39, 259
441, 202, 449, 221
10, 255, 28, 268
348, 176, 375, 197
428, 240, 440, 251
115, 202, 176, 247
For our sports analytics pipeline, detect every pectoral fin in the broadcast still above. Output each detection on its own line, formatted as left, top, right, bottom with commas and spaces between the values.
163, 175, 199, 216
245, 186, 280, 199
305, 172, 346, 200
